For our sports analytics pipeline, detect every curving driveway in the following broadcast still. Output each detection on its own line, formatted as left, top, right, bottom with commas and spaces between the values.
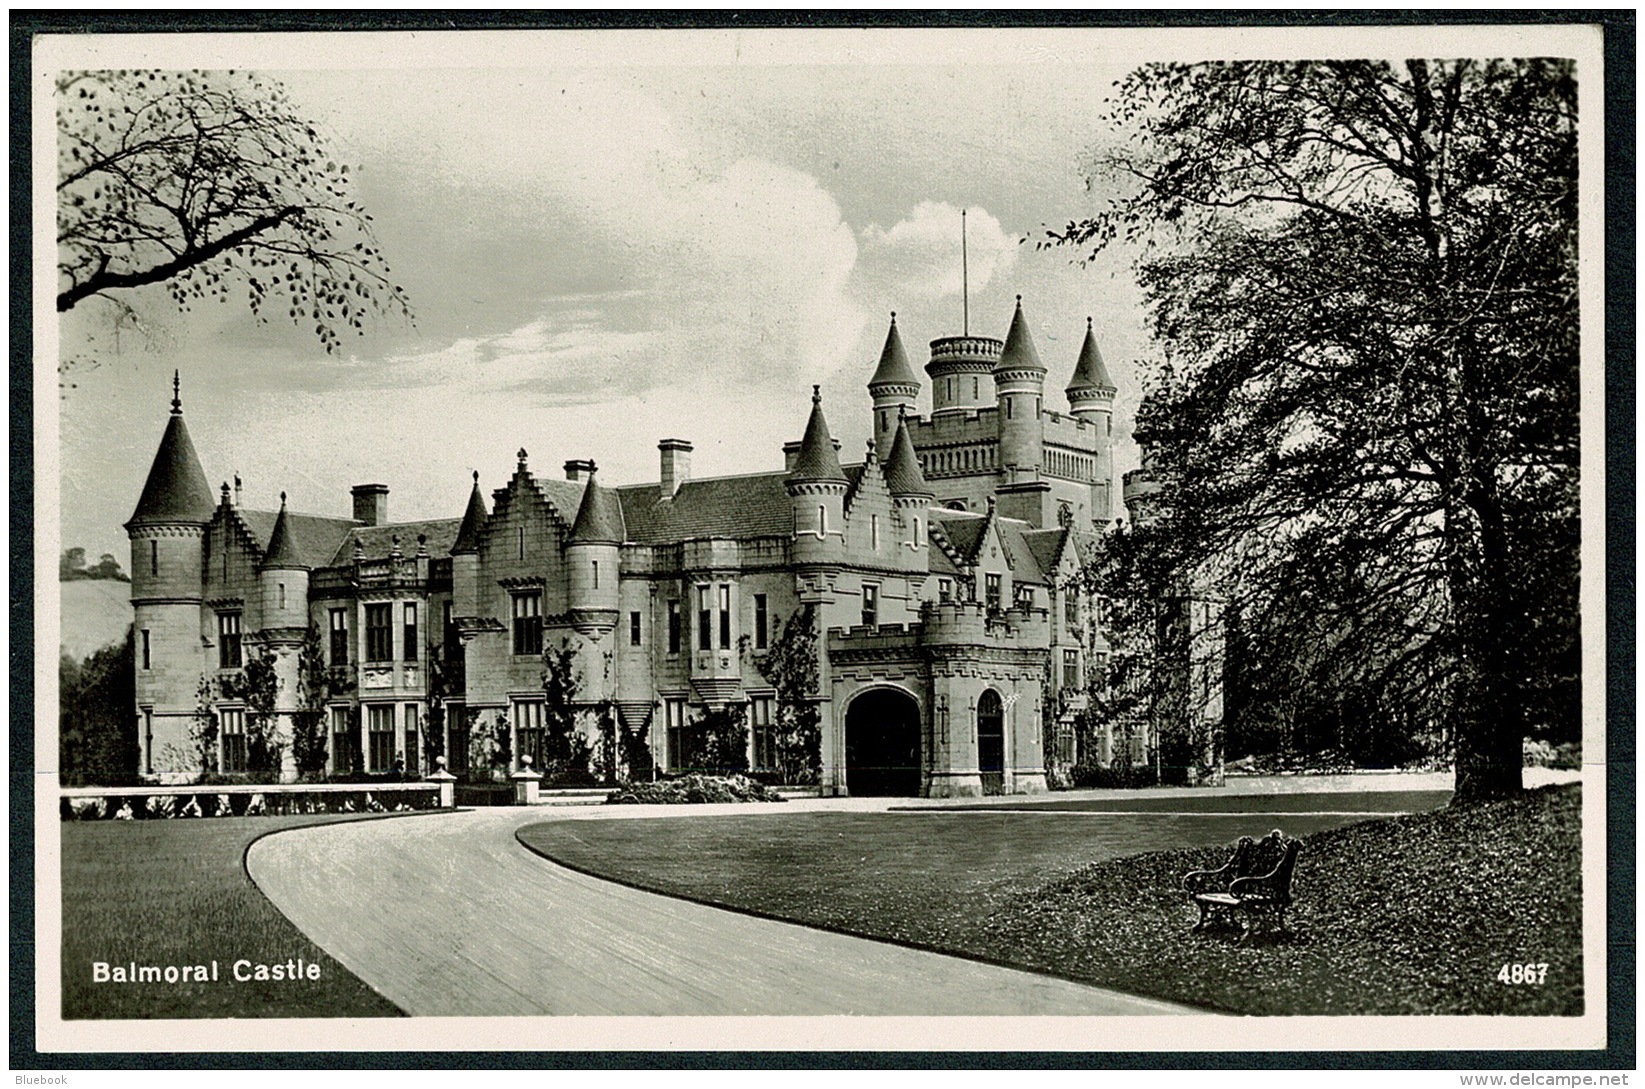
246, 804, 1200, 1017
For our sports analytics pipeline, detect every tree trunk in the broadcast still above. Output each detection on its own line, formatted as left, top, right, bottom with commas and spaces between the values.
1448, 498, 1526, 804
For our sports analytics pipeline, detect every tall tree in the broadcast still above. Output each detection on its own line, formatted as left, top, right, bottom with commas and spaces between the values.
57, 69, 411, 353
1049, 59, 1578, 802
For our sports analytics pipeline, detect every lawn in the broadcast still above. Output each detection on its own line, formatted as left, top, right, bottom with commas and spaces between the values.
60, 813, 407, 1019
518, 784, 1582, 1015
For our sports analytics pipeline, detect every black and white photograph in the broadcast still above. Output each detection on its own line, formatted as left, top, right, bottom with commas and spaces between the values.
25, 18, 1619, 1064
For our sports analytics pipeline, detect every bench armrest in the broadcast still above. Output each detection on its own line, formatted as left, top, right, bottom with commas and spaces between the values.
1182, 863, 1234, 895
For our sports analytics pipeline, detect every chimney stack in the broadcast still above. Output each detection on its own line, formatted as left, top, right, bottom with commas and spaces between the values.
658, 439, 692, 498
351, 483, 389, 526
563, 458, 596, 482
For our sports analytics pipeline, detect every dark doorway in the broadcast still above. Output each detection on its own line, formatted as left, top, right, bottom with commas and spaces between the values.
845, 688, 922, 796
977, 688, 1004, 795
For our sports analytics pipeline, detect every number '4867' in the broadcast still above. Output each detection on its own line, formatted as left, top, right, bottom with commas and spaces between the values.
1498, 963, 1549, 984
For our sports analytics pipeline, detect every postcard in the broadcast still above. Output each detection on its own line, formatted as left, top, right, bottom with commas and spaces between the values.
29, 19, 1615, 1061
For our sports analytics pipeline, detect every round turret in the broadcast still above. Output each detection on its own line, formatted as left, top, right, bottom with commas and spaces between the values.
566, 465, 622, 635
787, 386, 848, 566
993, 296, 1047, 473
925, 335, 1000, 415
868, 313, 921, 454
259, 492, 310, 637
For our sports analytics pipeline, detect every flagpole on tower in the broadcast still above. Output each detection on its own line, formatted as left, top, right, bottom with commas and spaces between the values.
962, 208, 969, 336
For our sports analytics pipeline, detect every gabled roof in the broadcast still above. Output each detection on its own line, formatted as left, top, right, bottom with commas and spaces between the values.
617, 472, 795, 543
930, 510, 987, 564
234, 508, 359, 570
1066, 317, 1116, 394
451, 472, 488, 554
928, 508, 1053, 584
787, 386, 848, 485
868, 313, 919, 388
261, 495, 307, 569
326, 519, 463, 566
127, 394, 215, 527
1020, 527, 1071, 578
883, 415, 933, 497
568, 469, 624, 545
994, 296, 1045, 375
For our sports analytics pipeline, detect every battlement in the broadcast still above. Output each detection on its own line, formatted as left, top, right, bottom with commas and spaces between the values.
926, 335, 1002, 369
918, 599, 1050, 646
826, 621, 925, 651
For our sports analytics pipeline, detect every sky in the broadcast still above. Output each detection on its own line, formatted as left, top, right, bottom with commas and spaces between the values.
52, 32, 1169, 563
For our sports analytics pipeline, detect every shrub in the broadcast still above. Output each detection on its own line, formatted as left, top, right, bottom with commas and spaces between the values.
605, 773, 786, 805
1069, 762, 1161, 789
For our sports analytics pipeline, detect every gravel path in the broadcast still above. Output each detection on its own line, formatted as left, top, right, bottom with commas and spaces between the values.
245, 804, 1200, 1016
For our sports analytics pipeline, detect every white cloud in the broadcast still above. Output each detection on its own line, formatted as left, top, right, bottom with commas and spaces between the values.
854, 202, 1019, 305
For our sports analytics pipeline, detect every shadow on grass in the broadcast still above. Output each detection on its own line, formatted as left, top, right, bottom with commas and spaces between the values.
60, 811, 413, 1019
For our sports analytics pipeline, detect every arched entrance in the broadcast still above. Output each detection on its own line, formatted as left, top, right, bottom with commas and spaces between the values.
977, 689, 1005, 795
844, 688, 922, 796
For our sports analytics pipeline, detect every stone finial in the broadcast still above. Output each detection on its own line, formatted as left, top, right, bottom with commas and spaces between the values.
517, 447, 528, 467
279, 491, 287, 506
171, 370, 182, 414
389, 534, 403, 560
353, 536, 365, 561
220, 481, 231, 505
416, 533, 429, 558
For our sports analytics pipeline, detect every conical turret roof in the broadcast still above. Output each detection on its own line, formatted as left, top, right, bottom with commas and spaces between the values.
994, 296, 1046, 375
868, 313, 918, 388
883, 414, 933, 498
787, 386, 848, 485
1066, 317, 1116, 394
126, 373, 215, 527
451, 471, 488, 554
261, 493, 308, 569
568, 466, 623, 545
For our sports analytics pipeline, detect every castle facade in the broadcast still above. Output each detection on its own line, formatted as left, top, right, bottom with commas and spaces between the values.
126, 299, 1185, 796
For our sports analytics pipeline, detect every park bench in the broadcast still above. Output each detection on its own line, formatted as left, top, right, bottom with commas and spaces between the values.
1181, 829, 1301, 943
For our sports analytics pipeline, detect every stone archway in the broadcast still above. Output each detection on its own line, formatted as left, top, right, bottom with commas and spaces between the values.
844, 688, 922, 797
977, 688, 1005, 796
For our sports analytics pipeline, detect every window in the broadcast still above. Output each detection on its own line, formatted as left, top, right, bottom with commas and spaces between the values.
404, 705, 420, 776
985, 573, 1002, 613
754, 594, 769, 650
217, 611, 242, 669
220, 707, 246, 773
718, 584, 731, 649
592, 560, 600, 590
667, 600, 681, 654
142, 707, 153, 775
817, 504, 827, 535
861, 583, 879, 628
1016, 583, 1034, 610
871, 514, 880, 550
330, 608, 350, 666
750, 697, 776, 770
972, 376, 979, 400
938, 578, 952, 602
513, 700, 544, 770
913, 516, 922, 547
367, 705, 395, 772
517, 526, 525, 561
1006, 398, 1012, 420
447, 704, 468, 776
140, 629, 151, 671
511, 592, 542, 656
1066, 592, 1080, 627
697, 586, 712, 651
365, 603, 394, 662
1064, 649, 1081, 691
443, 601, 454, 642
330, 706, 353, 774
278, 582, 286, 609
403, 602, 418, 661
629, 610, 643, 647
665, 699, 688, 771
150, 539, 158, 576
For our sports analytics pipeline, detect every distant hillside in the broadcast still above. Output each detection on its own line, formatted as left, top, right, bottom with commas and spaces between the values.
60, 579, 133, 661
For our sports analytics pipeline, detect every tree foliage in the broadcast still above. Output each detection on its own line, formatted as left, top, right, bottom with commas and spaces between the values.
59, 628, 138, 786
56, 69, 411, 353
1049, 60, 1578, 802
754, 603, 823, 785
